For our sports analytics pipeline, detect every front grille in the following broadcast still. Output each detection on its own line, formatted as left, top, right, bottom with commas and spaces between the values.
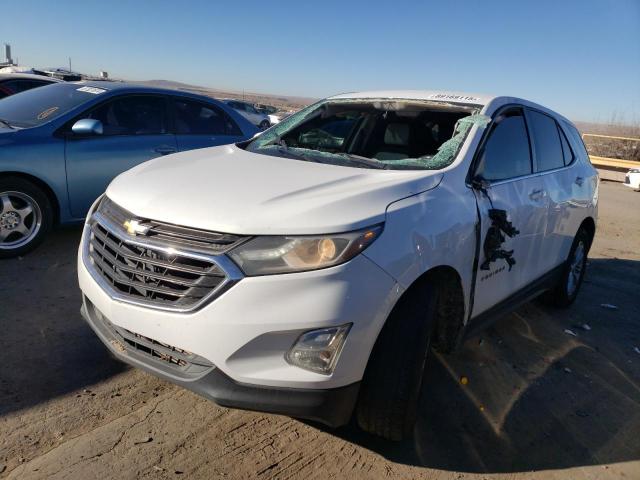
86, 198, 241, 311
98, 197, 248, 254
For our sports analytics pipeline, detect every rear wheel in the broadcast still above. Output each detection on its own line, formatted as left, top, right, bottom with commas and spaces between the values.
259, 120, 270, 130
356, 284, 437, 440
543, 227, 590, 307
0, 177, 53, 259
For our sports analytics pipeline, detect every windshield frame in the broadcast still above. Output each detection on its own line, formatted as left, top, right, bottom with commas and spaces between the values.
243, 98, 482, 171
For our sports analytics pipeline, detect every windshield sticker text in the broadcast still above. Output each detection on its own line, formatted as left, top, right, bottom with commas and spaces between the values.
428, 94, 480, 102
76, 86, 106, 95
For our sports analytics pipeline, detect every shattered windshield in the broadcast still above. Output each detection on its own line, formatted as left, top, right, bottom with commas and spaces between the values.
244, 99, 490, 170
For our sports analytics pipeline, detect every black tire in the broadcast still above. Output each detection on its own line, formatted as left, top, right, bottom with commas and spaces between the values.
0, 176, 53, 259
356, 284, 437, 440
259, 120, 270, 130
543, 227, 591, 308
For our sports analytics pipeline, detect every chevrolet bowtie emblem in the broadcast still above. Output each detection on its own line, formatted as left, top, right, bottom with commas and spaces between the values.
123, 219, 150, 236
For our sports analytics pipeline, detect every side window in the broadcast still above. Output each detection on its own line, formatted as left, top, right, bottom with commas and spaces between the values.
4, 80, 47, 93
2, 80, 22, 93
527, 110, 564, 172
476, 109, 532, 182
174, 98, 241, 135
562, 121, 589, 161
558, 124, 574, 165
86, 96, 168, 135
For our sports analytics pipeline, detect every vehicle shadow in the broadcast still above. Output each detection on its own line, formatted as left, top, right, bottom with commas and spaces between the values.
329, 258, 640, 473
0, 227, 127, 417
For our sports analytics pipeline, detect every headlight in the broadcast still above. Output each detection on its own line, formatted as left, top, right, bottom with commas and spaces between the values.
229, 225, 383, 275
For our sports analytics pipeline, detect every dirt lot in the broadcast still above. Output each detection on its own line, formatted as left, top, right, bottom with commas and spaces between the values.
1, 180, 639, 479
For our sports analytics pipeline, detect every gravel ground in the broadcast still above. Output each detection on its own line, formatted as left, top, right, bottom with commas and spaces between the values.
1, 180, 638, 479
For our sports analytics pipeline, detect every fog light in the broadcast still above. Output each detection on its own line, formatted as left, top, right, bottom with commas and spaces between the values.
286, 324, 351, 375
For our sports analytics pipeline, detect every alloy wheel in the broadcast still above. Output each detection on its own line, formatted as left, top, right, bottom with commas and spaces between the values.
0, 191, 43, 250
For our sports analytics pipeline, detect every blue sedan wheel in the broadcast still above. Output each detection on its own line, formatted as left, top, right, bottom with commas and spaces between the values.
0, 177, 53, 258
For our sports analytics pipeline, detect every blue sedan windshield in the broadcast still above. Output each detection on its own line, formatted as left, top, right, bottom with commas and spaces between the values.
0, 83, 107, 128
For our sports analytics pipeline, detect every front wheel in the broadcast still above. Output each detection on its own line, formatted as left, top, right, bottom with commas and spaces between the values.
356, 285, 437, 440
259, 120, 270, 130
0, 177, 53, 259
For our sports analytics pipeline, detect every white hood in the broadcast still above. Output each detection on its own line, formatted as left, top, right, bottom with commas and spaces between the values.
106, 144, 443, 235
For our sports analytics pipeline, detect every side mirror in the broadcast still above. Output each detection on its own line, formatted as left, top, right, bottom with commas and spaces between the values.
71, 118, 103, 136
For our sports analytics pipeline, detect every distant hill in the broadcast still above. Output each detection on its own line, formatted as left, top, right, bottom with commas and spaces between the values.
131, 79, 315, 111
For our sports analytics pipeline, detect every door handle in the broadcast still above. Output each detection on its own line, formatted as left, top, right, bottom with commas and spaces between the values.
529, 189, 545, 200
575, 176, 584, 186
154, 146, 177, 155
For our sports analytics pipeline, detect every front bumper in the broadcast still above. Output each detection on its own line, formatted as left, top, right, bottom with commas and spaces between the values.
81, 297, 359, 427
78, 221, 402, 421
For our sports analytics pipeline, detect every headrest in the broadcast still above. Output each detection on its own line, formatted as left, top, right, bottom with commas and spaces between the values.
384, 123, 410, 146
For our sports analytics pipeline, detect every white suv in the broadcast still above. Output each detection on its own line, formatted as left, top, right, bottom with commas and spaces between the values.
78, 90, 598, 440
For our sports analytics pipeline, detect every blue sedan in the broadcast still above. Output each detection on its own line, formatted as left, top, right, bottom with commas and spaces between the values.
0, 81, 257, 258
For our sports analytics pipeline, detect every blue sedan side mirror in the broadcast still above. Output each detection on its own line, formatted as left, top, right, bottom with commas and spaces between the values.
72, 119, 103, 136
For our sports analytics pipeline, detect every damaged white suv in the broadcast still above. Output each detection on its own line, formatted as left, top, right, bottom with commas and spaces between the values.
78, 90, 598, 440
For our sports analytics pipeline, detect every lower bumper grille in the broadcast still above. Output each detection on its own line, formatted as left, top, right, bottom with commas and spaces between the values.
84, 297, 214, 377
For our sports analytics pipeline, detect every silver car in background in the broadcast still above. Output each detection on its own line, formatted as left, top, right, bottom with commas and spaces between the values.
222, 99, 271, 129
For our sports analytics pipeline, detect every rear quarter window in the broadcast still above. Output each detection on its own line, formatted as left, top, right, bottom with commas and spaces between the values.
562, 121, 590, 162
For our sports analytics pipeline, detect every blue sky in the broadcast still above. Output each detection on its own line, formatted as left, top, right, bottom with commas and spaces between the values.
3, 0, 639, 123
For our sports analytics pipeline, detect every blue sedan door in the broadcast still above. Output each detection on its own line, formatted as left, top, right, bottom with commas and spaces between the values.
65, 94, 176, 218
172, 97, 246, 151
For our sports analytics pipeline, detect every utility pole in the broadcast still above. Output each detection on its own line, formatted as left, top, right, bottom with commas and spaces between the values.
68, 57, 72, 72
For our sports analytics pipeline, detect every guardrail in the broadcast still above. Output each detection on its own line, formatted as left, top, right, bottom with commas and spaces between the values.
582, 133, 639, 171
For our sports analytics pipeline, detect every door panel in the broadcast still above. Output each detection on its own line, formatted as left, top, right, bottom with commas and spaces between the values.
65, 94, 176, 218
537, 120, 593, 271
472, 176, 548, 317
66, 134, 177, 217
173, 97, 245, 151
470, 107, 548, 317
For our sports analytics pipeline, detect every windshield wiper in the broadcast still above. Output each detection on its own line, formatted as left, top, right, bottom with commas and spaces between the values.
336, 153, 388, 170
0, 118, 15, 129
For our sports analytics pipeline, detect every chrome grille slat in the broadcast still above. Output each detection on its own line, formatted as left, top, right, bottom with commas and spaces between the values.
90, 253, 208, 299
85, 198, 243, 312
91, 226, 218, 276
90, 235, 222, 288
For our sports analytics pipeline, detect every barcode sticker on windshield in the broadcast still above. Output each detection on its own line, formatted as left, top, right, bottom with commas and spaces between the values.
76, 86, 106, 95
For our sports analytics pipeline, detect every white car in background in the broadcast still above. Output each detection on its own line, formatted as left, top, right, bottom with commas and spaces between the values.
624, 167, 640, 190
79, 90, 598, 441
222, 99, 271, 129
